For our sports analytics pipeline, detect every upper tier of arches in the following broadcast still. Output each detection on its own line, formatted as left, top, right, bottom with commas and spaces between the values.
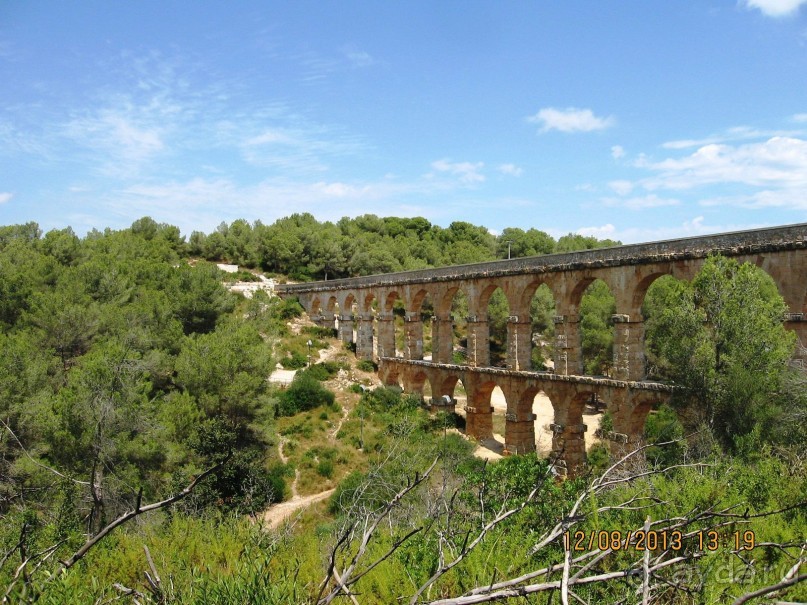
282, 225, 807, 381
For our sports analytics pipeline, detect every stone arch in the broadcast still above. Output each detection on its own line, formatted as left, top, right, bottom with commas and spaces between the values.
464, 377, 498, 442
384, 290, 403, 312
325, 295, 339, 314
410, 287, 432, 312
378, 363, 402, 388
442, 286, 471, 365
354, 291, 378, 360
521, 280, 558, 371
340, 292, 357, 312
362, 291, 377, 313
435, 373, 462, 400
519, 279, 558, 314
577, 279, 617, 377
407, 288, 435, 361
336, 292, 358, 347
473, 378, 498, 407
630, 395, 658, 439
378, 290, 405, 359
477, 281, 503, 310
631, 271, 672, 314
567, 276, 597, 311
406, 369, 432, 399
478, 284, 510, 368
518, 385, 557, 456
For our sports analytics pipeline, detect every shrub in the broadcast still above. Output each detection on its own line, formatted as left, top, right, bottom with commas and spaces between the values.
316, 459, 334, 479
587, 443, 609, 472
278, 298, 304, 319
356, 359, 377, 372
298, 361, 346, 381
644, 404, 685, 466
276, 373, 335, 417
302, 325, 337, 339
280, 351, 308, 369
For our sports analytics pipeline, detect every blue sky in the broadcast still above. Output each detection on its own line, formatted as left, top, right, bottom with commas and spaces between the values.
2, 1, 807, 243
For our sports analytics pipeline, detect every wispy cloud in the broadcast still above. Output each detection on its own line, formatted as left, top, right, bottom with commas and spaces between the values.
0, 192, 12, 204
498, 163, 523, 177
64, 106, 165, 174
602, 194, 680, 210
430, 159, 486, 184
611, 145, 626, 159
662, 125, 803, 149
341, 45, 377, 68
103, 173, 456, 233
576, 216, 768, 244
744, 0, 807, 17
240, 124, 368, 172
528, 107, 615, 133
608, 180, 634, 195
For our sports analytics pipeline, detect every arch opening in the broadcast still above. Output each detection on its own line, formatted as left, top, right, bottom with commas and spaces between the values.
448, 289, 470, 364
529, 389, 555, 456
484, 287, 510, 368
383, 291, 405, 359
410, 289, 434, 361
408, 370, 433, 401
578, 279, 616, 377
527, 283, 557, 371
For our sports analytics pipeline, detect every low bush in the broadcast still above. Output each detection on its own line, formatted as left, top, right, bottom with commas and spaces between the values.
277, 297, 304, 319
302, 325, 337, 339
276, 373, 335, 417
280, 351, 308, 369
298, 361, 345, 381
356, 359, 377, 372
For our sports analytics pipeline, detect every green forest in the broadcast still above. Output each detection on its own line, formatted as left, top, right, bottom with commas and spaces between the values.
0, 216, 805, 604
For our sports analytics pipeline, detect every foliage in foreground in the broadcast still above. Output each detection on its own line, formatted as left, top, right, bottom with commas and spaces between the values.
13, 442, 804, 604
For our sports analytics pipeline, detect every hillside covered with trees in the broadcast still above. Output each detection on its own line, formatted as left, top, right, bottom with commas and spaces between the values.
0, 217, 804, 604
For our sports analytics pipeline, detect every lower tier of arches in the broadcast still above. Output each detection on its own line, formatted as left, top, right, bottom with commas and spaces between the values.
378, 358, 674, 476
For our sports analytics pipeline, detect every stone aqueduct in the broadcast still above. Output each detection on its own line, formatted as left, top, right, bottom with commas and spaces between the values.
276, 224, 807, 473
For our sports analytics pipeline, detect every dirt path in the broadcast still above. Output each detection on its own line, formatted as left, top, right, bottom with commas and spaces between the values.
262, 488, 336, 529
263, 437, 337, 528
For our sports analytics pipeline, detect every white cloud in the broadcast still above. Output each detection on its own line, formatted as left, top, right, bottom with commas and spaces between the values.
643, 136, 807, 191
430, 159, 485, 184
528, 107, 615, 133
244, 130, 297, 146
662, 125, 802, 149
744, 0, 807, 17
611, 145, 625, 159
602, 194, 680, 210
0, 192, 12, 204
577, 223, 616, 238
62, 99, 172, 177
498, 163, 523, 177
608, 180, 634, 195
342, 45, 377, 68
573, 217, 768, 244
794, 113, 807, 123
240, 123, 368, 173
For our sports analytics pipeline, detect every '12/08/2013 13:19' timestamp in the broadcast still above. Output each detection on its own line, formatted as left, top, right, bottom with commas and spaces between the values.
563, 530, 756, 552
